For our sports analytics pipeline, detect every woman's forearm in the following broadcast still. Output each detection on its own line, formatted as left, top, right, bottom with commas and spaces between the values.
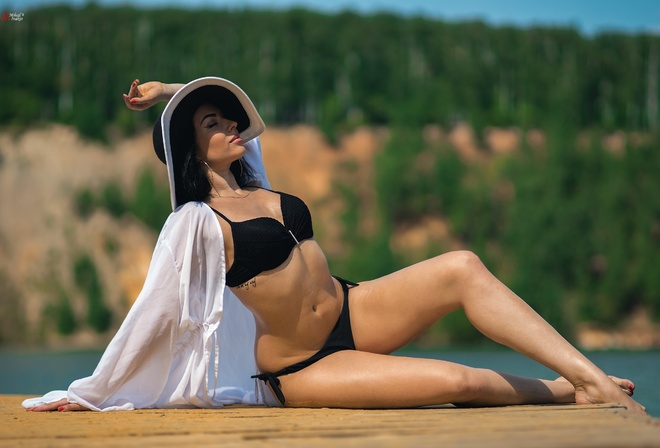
162, 83, 185, 100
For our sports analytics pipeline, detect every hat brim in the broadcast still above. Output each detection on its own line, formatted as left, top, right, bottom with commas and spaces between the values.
154, 77, 266, 210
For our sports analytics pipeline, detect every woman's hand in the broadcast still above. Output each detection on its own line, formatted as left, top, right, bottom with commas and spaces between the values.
25, 397, 90, 412
123, 79, 168, 111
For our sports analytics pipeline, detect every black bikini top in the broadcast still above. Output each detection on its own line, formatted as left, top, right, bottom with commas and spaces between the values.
210, 190, 314, 287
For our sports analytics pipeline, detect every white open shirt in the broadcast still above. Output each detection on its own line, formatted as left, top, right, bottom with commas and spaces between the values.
23, 138, 279, 410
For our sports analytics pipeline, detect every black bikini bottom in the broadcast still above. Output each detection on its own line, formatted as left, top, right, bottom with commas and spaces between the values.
252, 276, 357, 405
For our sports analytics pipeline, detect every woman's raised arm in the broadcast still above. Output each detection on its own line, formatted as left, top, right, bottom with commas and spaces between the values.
122, 79, 185, 111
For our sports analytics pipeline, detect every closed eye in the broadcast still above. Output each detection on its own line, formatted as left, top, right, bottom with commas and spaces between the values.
200, 112, 220, 126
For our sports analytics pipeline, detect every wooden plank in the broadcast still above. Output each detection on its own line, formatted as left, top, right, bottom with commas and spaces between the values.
2, 395, 658, 447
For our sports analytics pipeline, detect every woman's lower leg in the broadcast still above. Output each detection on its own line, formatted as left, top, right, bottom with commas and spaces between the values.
454, 368, 575, 407
449, 252, 646, 414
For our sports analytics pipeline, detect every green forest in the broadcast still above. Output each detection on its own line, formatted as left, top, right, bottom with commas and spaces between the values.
1, 5, 659, 343
3, 5, 659, 136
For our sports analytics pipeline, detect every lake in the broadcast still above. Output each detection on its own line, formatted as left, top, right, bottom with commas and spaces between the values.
1, 348, 658, 416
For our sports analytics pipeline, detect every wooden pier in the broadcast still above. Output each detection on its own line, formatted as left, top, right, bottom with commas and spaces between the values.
2, 395, 658, 447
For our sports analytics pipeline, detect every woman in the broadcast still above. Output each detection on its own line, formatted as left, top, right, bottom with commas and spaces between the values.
26, 77, 646, 414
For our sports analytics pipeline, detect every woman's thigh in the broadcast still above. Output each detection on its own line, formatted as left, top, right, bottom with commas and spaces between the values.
349, 250, 483, 353
279, 350, 472, 408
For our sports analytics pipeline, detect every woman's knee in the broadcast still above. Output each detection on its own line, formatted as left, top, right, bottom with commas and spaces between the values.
446, 250, 483, 268
430, 364, 484, 404
437, 250, 488, 285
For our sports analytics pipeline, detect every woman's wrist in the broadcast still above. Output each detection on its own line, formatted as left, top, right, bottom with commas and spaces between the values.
163, 83, 185, 100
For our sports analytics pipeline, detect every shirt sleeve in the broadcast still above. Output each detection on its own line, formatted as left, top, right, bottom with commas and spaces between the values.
243, 137, 272, 189
65, 237, 183, 411
64, 203, 244, 410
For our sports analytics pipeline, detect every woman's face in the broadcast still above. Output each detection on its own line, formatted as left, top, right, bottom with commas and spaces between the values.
192, 103, 245, 168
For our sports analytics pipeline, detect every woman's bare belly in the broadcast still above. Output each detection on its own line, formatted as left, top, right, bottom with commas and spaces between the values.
230, 239, 345, 373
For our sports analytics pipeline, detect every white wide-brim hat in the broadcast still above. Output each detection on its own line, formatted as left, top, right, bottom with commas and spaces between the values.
153, 77, 266, 210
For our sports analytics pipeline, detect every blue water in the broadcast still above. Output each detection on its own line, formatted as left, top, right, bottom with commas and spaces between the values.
1, 348, 658, 416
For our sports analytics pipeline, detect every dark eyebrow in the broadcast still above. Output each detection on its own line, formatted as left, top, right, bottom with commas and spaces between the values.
199, 113, 218, 125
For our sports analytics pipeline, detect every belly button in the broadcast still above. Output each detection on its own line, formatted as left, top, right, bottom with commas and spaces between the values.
312, 304, 317, 312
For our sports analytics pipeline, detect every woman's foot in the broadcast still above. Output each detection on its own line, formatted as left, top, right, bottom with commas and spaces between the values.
606, 375, 635, 396
556, 375, 634, 396
573, 376, 646, 415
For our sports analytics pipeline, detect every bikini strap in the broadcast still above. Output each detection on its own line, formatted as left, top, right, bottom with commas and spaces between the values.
251, 372, 286, 405
209, 206, 232, 223
332, 275, 359, 288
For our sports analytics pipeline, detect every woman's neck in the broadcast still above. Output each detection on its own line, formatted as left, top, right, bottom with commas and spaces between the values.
204, 163, 250, 199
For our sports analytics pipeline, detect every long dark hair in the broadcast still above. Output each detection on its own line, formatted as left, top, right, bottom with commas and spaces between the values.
176, 144, 257, 205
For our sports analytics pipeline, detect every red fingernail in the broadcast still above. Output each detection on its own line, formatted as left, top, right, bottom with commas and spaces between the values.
58, 406, 64, 411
